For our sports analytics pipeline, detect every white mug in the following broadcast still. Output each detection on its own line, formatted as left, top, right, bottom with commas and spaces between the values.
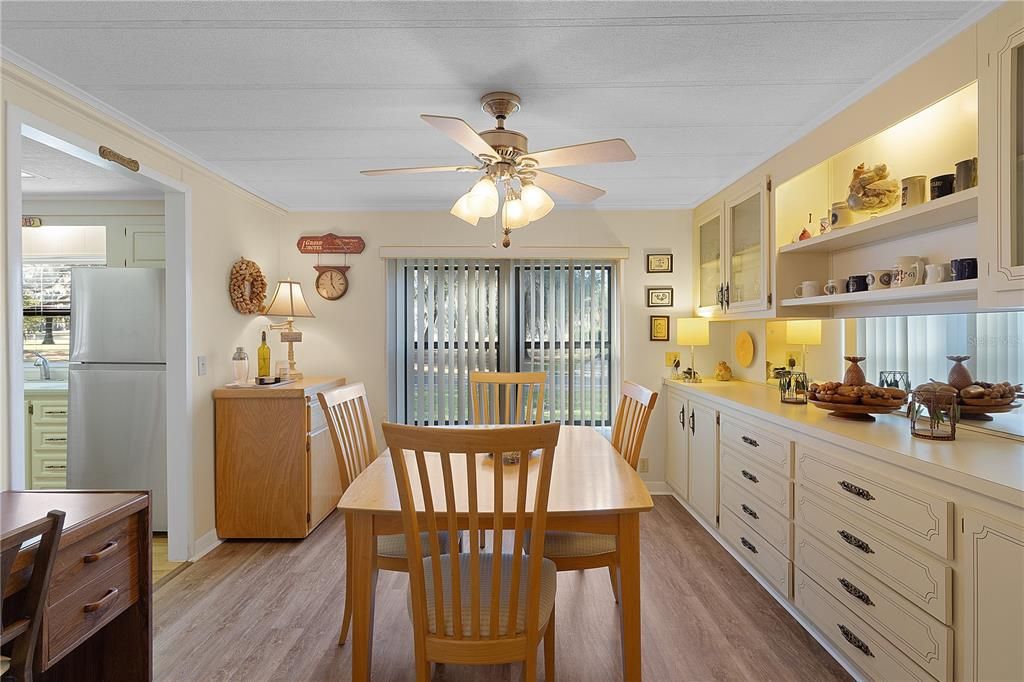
892, 256, 924, 288
925, 262, 951, 284
794, 280, 821, 298
824, 278, 848, 295
866, 270, 892, 290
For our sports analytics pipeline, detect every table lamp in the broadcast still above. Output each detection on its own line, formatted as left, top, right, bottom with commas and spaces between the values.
264, 278, 315, 379
786, 319, 821, 376
676, 318, 710, 383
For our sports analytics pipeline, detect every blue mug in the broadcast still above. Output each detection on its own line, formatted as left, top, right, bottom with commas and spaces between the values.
950, 258, 978, 281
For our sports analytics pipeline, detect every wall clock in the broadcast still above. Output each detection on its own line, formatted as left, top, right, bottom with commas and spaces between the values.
314, 265, 349, 300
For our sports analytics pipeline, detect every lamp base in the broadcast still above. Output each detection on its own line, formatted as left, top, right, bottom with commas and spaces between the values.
279, 368, 303, 380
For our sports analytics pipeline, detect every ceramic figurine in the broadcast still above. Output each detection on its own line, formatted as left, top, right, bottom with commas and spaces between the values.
714, 361, 733, 381
946, 355, 974, 390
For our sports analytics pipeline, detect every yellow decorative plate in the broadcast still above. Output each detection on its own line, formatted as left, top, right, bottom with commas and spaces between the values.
735, 331, 755, 368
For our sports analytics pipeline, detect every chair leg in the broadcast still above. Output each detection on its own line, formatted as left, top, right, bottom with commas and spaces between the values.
544, 610, 555, 681
479, 528, 487, 549
607, 562, 620, 604
523, 647, 538, 682
339, 513, 355, 646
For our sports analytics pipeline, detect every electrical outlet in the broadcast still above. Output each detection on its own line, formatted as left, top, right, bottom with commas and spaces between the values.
197, 355, 208, 376
664, 351, 680, 367
637, 458, 649, 473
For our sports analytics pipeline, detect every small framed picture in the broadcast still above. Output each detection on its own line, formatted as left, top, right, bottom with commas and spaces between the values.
646, 253, 673, 273
649, 315, 670, 342
646, 286, 673, 308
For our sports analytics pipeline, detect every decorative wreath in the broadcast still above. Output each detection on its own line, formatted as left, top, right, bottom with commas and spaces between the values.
229, 257, 268, 315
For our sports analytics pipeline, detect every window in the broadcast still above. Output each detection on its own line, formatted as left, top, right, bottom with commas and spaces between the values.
388, 258, 618, 427
22, 260, 104, 364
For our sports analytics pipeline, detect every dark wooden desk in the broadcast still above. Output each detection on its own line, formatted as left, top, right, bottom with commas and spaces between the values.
2, 490, 151, 681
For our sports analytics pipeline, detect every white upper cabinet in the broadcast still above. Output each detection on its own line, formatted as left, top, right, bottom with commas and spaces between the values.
695, 211, 723, 317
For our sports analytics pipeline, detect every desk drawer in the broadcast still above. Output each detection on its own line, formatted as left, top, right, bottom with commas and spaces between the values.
719, 414, 792, 478
721, 447, 792, 517
307, 398, 327, 435
796, 488, 951, 624
796, 529, 952, 681
46, 557, 139, 665
721, 508, 791, 597
796, 443, 953, 559
50, 516, 138, 604
795, 570, 932, 682
720, 476, 792, 557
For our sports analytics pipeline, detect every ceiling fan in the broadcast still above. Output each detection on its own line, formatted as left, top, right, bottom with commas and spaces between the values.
361, 91, 636, 246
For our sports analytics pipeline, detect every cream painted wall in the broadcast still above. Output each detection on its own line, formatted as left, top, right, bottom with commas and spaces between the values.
1, 62, 286, 548
279, 209, 690, 483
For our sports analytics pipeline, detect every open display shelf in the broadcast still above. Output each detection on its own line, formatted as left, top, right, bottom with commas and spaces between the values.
780, 278, 977, 308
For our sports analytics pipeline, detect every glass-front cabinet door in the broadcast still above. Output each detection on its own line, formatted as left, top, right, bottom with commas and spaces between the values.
696, 212, 722, 315
723, 180, 771, 313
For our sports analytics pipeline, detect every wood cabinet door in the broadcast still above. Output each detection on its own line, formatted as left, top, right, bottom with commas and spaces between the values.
664, 392, 688, 498
687, 401, 718, 524
307, 427, 343, 530
961, 508, 1024, 682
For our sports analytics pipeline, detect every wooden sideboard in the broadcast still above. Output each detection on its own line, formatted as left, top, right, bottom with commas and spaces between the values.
2, 490, 152, 680
213, 376, 346, 539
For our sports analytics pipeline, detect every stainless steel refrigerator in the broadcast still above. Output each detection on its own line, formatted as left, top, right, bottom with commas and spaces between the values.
68, 268, 167, 530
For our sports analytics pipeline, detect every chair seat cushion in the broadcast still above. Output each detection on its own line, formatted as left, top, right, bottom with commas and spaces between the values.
377, 531, 452, 559
410, 553, 556, 637
540, 531, 616, 557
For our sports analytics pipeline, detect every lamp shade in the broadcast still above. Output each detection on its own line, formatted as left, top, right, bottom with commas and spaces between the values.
501, 198, 530, 229
466, 176, 499, 218
676, 318, 710, 346
450, 193, 479, 225
264, 279, 315, 318
521, 182, 554, 221
786, 319, 821, 346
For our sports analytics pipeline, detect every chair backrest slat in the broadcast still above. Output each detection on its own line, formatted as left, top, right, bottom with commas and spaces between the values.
611, 381, 659, 470
383, 422, 560, 644
318, 383, 378, 491
470, 371, 546, 425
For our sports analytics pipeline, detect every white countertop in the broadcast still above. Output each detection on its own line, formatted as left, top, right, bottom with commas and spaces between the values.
664, 379, 1024, 507
23, 381, 68, 393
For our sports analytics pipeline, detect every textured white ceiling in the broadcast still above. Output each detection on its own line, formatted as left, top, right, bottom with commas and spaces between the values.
21, 137, 163, 199
1, 1, 987, 210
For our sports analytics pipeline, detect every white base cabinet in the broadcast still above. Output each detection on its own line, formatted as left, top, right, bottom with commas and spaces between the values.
687, 400, 718, 525
663, 391, 689, 499
24, 393, 69, 489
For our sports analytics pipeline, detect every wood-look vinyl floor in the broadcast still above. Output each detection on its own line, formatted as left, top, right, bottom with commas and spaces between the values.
153, 497, 850, 681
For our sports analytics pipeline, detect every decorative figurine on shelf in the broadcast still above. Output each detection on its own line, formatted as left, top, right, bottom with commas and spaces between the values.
843, 356, 868, 386
671, 357, 682, 380
946, 355, 974, 390
714, 361, 733, 381
680, 367, 701, 383
847, 162, 900, 214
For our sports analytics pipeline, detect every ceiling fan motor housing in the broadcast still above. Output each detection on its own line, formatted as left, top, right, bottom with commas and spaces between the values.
479, 91, 528, 162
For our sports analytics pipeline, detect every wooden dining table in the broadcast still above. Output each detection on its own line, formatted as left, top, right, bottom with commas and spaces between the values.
338, 424, 655, 680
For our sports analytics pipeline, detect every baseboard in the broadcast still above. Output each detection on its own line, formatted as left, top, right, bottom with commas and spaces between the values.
643, 480, 672, 495
664, 491, 868, 682
190, 528, 222, 562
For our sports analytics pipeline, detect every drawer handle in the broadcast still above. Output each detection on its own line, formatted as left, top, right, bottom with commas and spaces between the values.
838, 529, 875, 554
740, 537, 758, 554
43, 464, 67, 471
837, 624, 874, 658
838, 578, 875, 606
83, 540, 119, 564
741, 435, 759, 447
740, 504, 759, 520
82, 588, 119, 613
838, 480, 875, 501
741, 469, 759, 484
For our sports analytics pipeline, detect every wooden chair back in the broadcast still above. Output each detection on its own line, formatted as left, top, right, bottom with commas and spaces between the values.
469, 371, 546, 425
382, 422, 560, 645
318, 382, 378, 490
611, 381, 659, 470
1, 509, 65, 680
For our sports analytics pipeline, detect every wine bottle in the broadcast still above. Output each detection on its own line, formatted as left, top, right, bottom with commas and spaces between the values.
257, 330, 271, 377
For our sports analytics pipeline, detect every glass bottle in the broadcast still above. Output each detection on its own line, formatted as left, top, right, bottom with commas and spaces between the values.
232, 347, 249, 385
257, 331, 271, 378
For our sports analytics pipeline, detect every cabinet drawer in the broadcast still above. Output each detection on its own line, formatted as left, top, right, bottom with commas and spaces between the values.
796, 529, 952, 681
721, 447, 792, 517
720, 476, 792, 557
797, 443, 953, 558
32, 400, 69, 425
50, 516, 139, 604
307, 398, 327, 435
796, 488, 951, 624
32, 478, 67, 490
720, 508, 791, 597
31, 426, 68, 452
720, 414, 792, 478
795, 570, 932, 682
46, 557, 139, 666
32, 456, 68, 479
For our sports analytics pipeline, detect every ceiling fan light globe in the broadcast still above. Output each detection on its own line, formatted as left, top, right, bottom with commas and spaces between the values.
521, 183, 554, 221
501, 198, 530, 229
467, 176, 499, 217
450, 193, 480, 225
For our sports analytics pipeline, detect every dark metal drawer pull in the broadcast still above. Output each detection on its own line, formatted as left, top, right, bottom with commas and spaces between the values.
741, 504, 759, 520
741, 436, 759, 447
678, 407, 686, 425
83, 588, 119, 613
740, 537, 758, 553
838, 578, 875, 606
83, 540, 119, 564
837, 624, 874, 657
838, 529, 875, 554
838, 480, 875, 501
741, 469, 759, 484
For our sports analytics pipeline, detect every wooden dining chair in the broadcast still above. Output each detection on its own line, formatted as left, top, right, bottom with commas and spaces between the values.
318, 382, 455, 647
470, 371, 547, 426
539, 381, 658, 602
382, 422, 561, 682
1, 509, 65, 681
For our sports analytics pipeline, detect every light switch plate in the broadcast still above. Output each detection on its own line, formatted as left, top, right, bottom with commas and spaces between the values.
664, 351, 680, 367
197, 355, 208, 376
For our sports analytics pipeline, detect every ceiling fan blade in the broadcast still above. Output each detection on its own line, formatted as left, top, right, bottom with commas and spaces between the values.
532, 170, 606, 203
361, 165, 469, 176
523, 138, 636, 169
421, 115, 501, 161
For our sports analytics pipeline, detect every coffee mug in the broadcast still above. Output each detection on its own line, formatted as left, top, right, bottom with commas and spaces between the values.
925, 263, 951, 284
794, 280, 822, 298
931, 174, 955, 200
951, 257, 978, 280
901, 175, 927, 208
954, 157, 978, 192
831, 201, 852, 229
866, 270, 892, 290
892, 256, 924, 288
846, 275, 869, 293
824, 278, 848, 296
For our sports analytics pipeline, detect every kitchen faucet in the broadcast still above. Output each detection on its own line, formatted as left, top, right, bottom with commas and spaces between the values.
31, 352, 52, 380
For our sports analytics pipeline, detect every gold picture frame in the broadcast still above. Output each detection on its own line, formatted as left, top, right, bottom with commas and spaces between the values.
649, 315, 670, 341
646, 253, 673, 273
